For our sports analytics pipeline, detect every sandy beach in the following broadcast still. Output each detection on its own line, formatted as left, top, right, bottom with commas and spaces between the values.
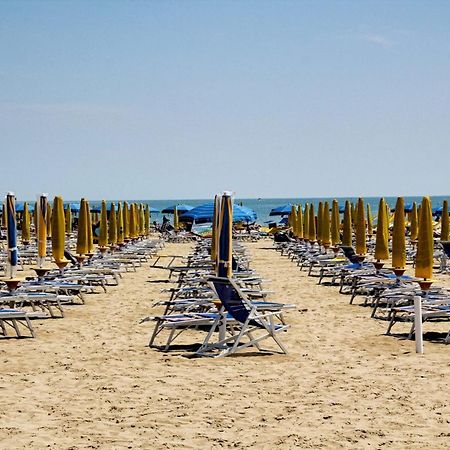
1, 238, 449, 449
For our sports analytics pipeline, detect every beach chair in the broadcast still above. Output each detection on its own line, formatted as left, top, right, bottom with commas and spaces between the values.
0, 308, 35, 338
195, 276, 290, 357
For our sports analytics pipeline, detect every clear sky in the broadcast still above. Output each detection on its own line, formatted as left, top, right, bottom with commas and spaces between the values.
1, 0, 449, 200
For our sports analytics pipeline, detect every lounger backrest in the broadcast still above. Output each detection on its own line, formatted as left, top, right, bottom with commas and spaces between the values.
208, 277, 262, 328
339, 246, 359, 263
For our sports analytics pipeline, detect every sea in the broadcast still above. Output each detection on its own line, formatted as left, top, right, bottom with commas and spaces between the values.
107, 196, 449, 225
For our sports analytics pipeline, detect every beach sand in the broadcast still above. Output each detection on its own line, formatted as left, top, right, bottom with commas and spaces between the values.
1, 239, 450, 449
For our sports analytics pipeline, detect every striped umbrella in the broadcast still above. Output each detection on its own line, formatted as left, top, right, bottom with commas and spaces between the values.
22, 201, 31, 244
51, 196, 67, 265
392, 197, 406, 269
5, 193, 18, 279
415, 197, 434, 280
37, 194, 48, 268
217, 193, 233, 278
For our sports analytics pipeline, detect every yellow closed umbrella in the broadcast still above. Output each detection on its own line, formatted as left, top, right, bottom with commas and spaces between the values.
86, 201, 94, 254
322, 201, 331, 246
51, 196, 67, 264
129, 203, 137, 238
392, 197, 406, 269
342, 200, 352, 247
410, 202, 418, 241
139, 204, 145, 236
109, 203, 117, 246
144, 204, 150, 235
317, 202, 324, 243
331, 199, 340, 246
65, 205, 72, 234
367, 204, 373, 236
117, 202, 124, 244
289, 205, 297, 234
415, 197, 434, 279
99, 200, 108, 248
22, 202, 31, 244
46, 203, 52, 238
37, 194, 48, 267
174, 206, 179, 231
76, 199, 89, 256
308, 204, 316, 242
303, 203, 309, 241
441, 200, 449, 241
296, 205, 303, 239
374, 198, 389, 261
123, 202, 130, 239
355, 198, 366, 255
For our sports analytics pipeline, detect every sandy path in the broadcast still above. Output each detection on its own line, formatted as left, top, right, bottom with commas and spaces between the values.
1, 239, 449, 449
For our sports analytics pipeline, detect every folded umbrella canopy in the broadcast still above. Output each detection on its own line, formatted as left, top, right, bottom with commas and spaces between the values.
5, 193, 18, 278
37, 194, 48, 268
161, 204, 194, 214
331, 199, 340, 246
109, 202, 117, 246
342, 201, 352, 247
51, 196, 67, 264
269, 203, 293, 216
76, 198, 89, 256
144, 204, 150, 235
355, 198, 366, 255
117, 202, 124, 244
392, 197, 406, 269
441, 200, 449, 241
217, 194, 233, 278
22, 202, 31, 244
374, 198, 389, 261
99, 200, 108, 248
180, 202, 256, 224
415, 197, 434, 280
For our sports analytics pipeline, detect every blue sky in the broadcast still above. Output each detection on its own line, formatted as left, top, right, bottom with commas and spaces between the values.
1, 0, 449, 200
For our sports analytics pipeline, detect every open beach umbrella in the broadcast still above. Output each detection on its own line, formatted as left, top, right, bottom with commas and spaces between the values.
109, 202, 117, 246
355, 198, 366, 255
296, 205, 303, 239
415, 197, 434, 280
410, 202, 418, 241
317, 202, 324, 243
367, 204, 373, 236
342, 201, 352, 247
22, 202, 31, 244
5, 193, 18, 278
269, 203, 293, 216
173, 206, 179, 230
180, 202, 256, 223
331, 199, 340, 246
161, 204, 194, 214
76, 199, 89, 256
440, 200, 449, 241
117, 202, 124, 244
392, 197, 406, 269
46, 203, 52, 239
374, 198, 389, 261
303, 203, 310, 241
217, 194, 233, 278
322, 201, 331, 247
37, 194, 48, 267
99, 200, 108, 248
308, 204, 316, 242
51, 196, 66, 264
65, 205, 72, 234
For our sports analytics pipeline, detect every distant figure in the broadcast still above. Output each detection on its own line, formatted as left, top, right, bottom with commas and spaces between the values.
161, 215, 170, 232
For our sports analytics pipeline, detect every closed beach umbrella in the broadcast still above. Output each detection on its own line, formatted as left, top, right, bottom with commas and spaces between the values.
331, 199, 340, 246
33, 201, 38, 232
441, 200, 449, 241
123, 202, 130, 239
144, 204, 150, 235
76, 199, 89, 255
22, 202, 31, 244
296, 205, 303, 239
374, 198, 389, 261
303, 203, 309, 240
5, 193, 18, 278
355, 198, 366, 255
392, 197, 406, 269
415, 197, 434, 279
51, 196, 66, 263
46, 203, 52, 238
342, 201, 352, 247
99, 200, 108, 248
139, 204, 145, 236
129, 203, 137, 238
173, 205, 179, 230
37, 194, 48, 267
367, 204, 373, 236
410, 202, 418, 241
308, 204, 316, 242
86, 201, 94, 253
65, 205, 72, 234
109, 202, 117, 246
211, 195, 220, 264
217, 194, 233, 278
117, 202, 124, 244
322, 201, 331, 246
317, 202, 324, 242
289, 205, 297, 232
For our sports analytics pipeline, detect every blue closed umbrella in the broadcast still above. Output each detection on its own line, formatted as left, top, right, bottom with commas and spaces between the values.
269, 203, 293, 216
161, 204, 194, 214
180, 202, 256, 224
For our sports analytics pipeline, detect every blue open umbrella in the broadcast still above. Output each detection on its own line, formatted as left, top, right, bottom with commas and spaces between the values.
15, 202, 35, 213
269, 203, 293, 216
161, 204, 194, 214
6, 193, 18, 278
149, 207, 160, 213
180, 202, 256, 224
64, 202, 81, 212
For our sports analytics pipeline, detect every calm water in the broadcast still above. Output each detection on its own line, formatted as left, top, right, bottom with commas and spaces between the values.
90, 196, 449, 225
